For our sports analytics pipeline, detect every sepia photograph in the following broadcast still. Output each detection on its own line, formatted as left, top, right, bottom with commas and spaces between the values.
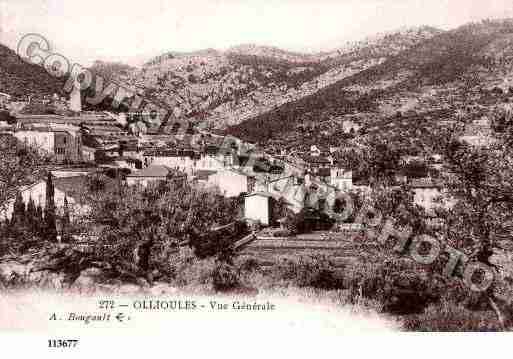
1, 0, 513, 355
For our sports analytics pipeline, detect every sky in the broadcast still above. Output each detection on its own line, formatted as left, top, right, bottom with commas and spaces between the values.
1, 0, 513, 67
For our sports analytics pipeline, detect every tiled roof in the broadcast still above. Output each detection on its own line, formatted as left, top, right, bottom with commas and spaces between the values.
127, 165, 174, 178
301, 155, 331, 164
194, 170, 217, 180
408, 178, 443, 188
53, 176, 90, 200
245, 192, 276, 199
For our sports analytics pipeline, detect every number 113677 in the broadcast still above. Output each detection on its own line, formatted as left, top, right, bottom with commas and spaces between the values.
48, 339, 79, 348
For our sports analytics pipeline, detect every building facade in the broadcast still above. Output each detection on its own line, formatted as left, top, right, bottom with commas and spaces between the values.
208, 170, 256, 197
244, 193, 274, 226
13, 128, 83, 163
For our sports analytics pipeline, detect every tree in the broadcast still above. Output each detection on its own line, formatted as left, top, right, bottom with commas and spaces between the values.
369, 184, 427, 240
35, 204, 44, 236
82, 178, 244, 283
26, 197, 37, 234
61, 196, 71, 243
43, 173, 57, 242
360, 135, 402, 185
333, 189, 365, 223
0, 135, 45, 217
402, 160, 429, 179
442, 138, 513, 258
11, 192, 26, 229
438, 129, 513, 328
491, 103, 513, 146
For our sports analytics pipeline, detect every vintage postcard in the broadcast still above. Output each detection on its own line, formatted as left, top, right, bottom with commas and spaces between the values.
0, 0, 512, 356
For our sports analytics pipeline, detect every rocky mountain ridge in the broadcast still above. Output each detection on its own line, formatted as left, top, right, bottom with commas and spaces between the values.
115, 26, 442, 128
225, 19, 513, 144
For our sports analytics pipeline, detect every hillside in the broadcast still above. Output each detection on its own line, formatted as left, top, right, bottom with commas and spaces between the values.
89, 60, 136, 82
225, 20, 513, 144
117, 26, 441, 128
0, 43, 64, 100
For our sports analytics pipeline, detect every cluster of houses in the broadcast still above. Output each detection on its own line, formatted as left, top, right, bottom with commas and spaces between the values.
0, 87, 467, 232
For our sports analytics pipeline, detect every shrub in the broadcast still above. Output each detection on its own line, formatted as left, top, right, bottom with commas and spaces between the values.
402, 302, 504, 331
236, 257, 262, 273
272, 255, 344, 290
212, 262, 241, 292
344, 258, 442, 315
283, 208, 335, 235
173, 255, 217, 289
171, 247, 242, 292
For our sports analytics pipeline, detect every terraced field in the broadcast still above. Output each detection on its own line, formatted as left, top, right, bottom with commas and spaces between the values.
239, 231, 382, 267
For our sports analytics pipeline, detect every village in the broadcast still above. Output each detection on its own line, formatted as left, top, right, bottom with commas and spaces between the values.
2, 7, 513, 335
0, 83, 498, 246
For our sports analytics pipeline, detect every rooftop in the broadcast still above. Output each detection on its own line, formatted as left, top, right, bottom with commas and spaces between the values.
127, 165, 184, 178
194, 170, 217, 181
408, 178, 444, 189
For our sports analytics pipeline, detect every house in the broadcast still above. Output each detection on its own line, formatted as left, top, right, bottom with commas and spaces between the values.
13, 126, 83, 163
15, 112, 119, 127
342, 120, 361, 135
459, 135, 497, 147
330, 168, 353, 191
208, 170, 256, 197
191, 169, 217, 187
143, 149, 198, 176
82, 146, 96, 162
0, 176, 90, 221
301, 155, 331, 174
409, 178, 454, 214
310, 145, 321, 157
261, 174, 316, 214
126, 165, 186, 187
196, 152, 234, 171
112, 157, 142, 171
0, 92, 11, 108
51, 168, 97, 178
244, 192, 275, 226
459, 118, 496, 147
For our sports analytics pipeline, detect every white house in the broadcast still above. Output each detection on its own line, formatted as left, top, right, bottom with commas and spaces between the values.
126, 165, 184, 187
14, 129, 54, 153
143, 151, 196, 175
143, 149, 232, 176
459, 118, 496, 148
244, 192, 274, 226
330, 168, 353, 191
195, 152, 234, 171
51, 168, 97, 178
410, 178, 455, 215
0, 176, 90, 221
82, 146, 96, 162
208, 170, 256, 197
260, 175, 308, 214
13, 126, 83, 163
0, 92, 11, 108
342, 120, 361, 134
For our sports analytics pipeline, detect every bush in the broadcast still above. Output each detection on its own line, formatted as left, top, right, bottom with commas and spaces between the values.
344, 258, 442, 314
236, 257, 262, 273
272, 255, 344, 290
212, 262, 241, 292
283, 208, 335, 235
403, 302, 504, 331
172, 247, 242, 292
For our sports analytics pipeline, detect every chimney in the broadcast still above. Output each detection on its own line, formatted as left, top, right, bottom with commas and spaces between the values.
69, 78, 82, 113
